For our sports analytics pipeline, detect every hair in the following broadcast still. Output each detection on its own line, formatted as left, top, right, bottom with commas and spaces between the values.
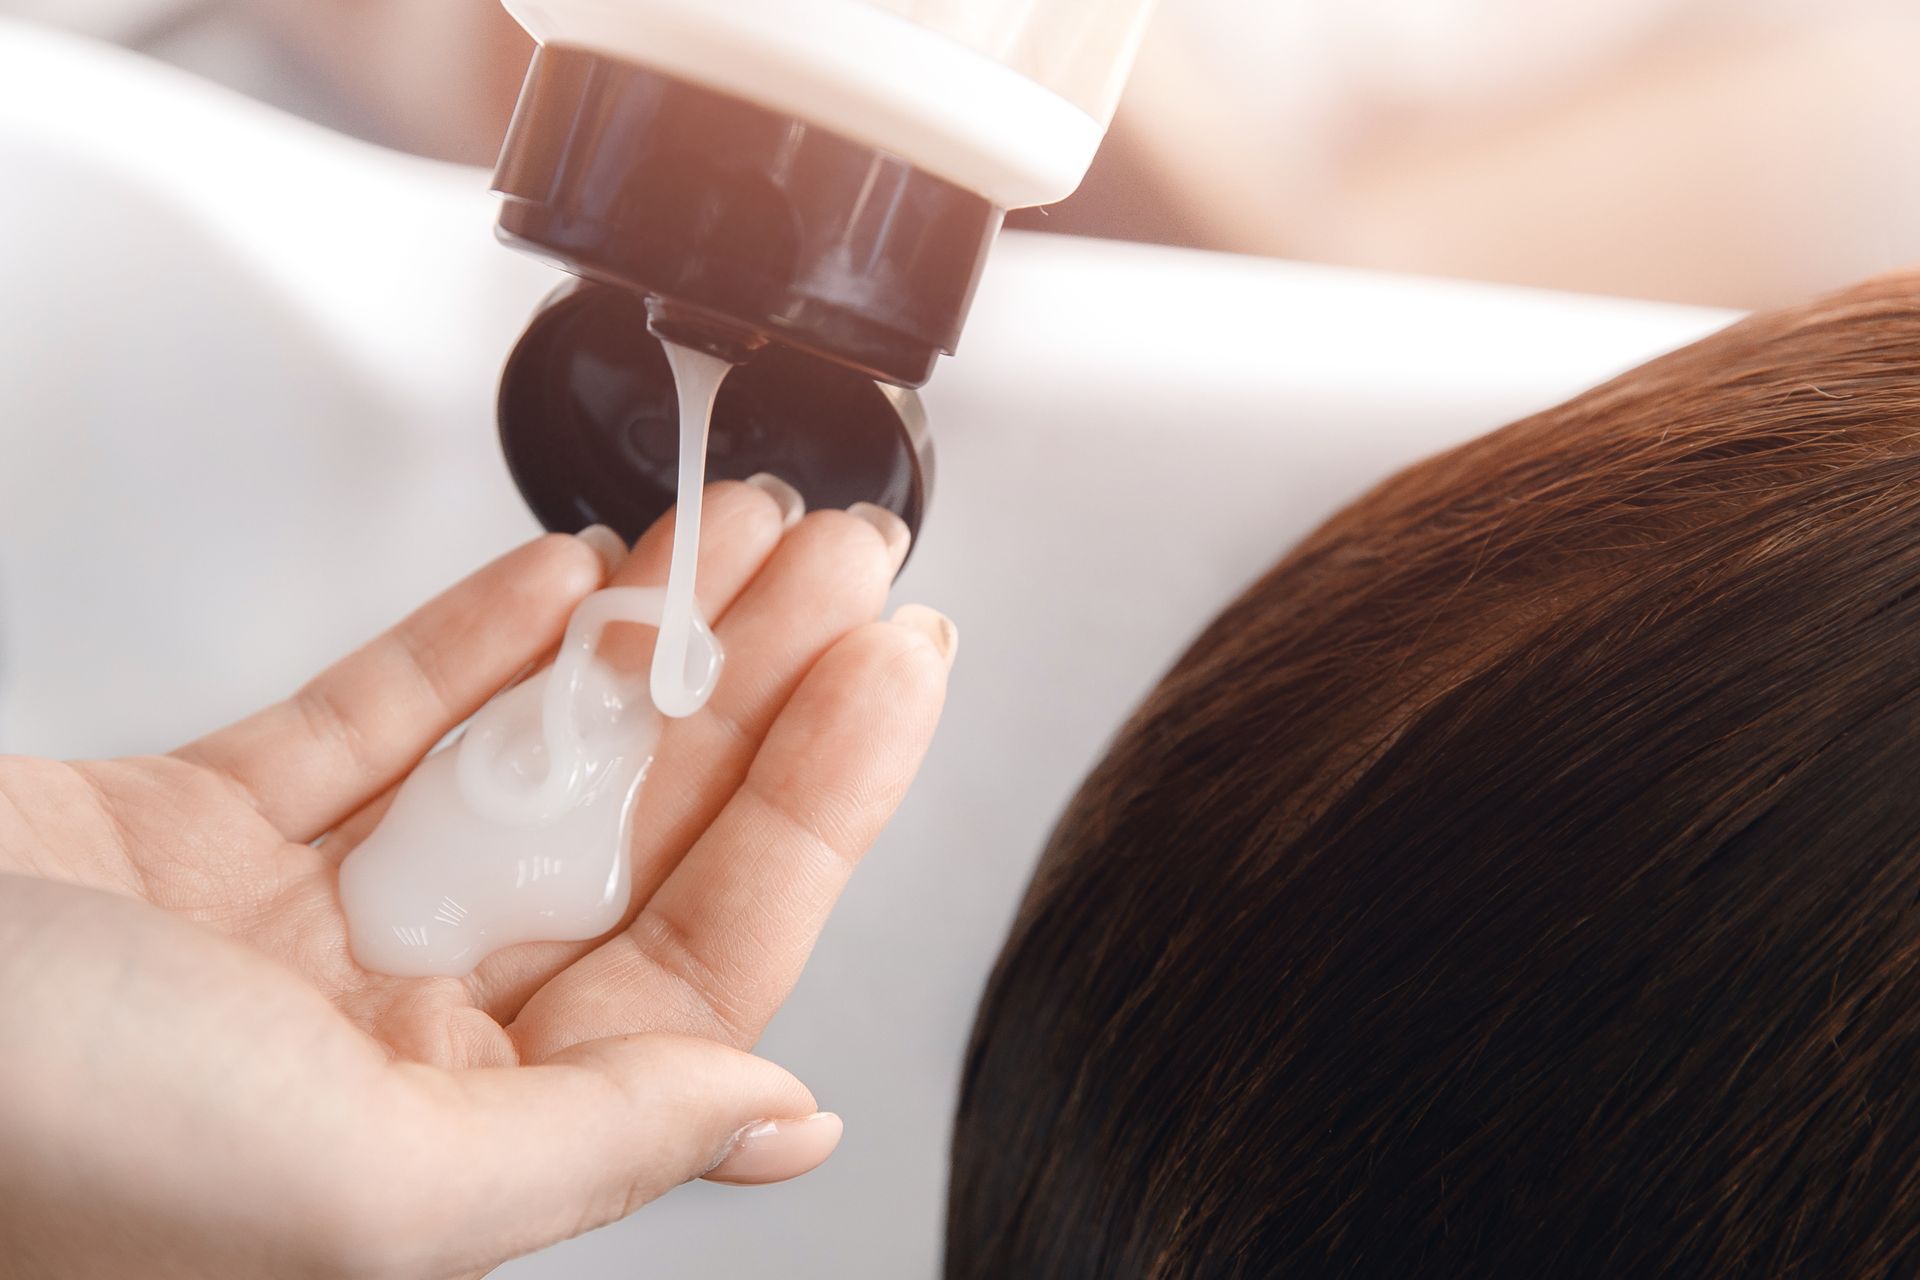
948, 274, 1920, 1279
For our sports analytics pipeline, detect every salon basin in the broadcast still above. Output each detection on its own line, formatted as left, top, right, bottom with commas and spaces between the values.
0, 21, 1736, 1278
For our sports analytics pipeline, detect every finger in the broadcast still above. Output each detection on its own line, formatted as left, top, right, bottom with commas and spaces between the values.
613, 504, 912, 900
620, 504, 911, 884
595, 473, 804, 673
453, 478, 802, 1007
511, 607, 954, 1057
373, 1035, 838, 1277
467, 505, 909, 1023
316, 480, 791, 872
176, 533, 612, 844
702, 503, 911, 743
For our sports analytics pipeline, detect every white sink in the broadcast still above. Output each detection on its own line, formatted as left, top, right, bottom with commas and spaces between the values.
0, 21, 1736, 1277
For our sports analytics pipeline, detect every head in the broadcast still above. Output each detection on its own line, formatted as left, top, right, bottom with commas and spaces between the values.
950, 272, 1920, 1278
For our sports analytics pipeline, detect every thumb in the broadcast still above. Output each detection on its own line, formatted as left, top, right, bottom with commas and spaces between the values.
380, 1033, 841, 1275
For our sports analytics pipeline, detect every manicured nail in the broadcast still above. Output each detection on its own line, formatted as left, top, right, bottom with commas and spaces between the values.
704, 1112, 844, 1186
744, 472, 805, 530
848, 502, 911, 573
576, 524, 627, 578
891, 604, 959, 666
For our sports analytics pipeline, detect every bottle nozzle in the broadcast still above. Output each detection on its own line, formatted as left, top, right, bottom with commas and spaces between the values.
497, 280, 934, 560
644, 297, 768, 367
493, 48, 1002, 387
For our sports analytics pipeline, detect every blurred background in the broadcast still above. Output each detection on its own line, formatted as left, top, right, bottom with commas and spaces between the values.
7, 0, 1920, 309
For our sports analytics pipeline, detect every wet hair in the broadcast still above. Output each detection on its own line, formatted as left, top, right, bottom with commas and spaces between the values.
948, 275, 1920, 1279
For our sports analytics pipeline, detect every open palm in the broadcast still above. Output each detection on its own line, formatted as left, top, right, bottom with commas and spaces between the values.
0, 481, 952, 1279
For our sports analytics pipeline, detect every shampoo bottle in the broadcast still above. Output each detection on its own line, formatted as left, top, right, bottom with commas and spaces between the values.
492, 0, 1157, 546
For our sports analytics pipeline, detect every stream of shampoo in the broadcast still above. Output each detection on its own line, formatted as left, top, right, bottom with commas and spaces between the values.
339, 342, 735, 978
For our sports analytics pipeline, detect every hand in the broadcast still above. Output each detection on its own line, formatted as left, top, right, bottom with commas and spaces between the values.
0, 481, 955, 1279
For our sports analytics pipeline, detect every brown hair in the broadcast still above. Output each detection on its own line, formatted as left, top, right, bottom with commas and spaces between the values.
949, 274, 1920, 1278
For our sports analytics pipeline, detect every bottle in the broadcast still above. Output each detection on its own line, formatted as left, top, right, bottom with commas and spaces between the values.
491, 0, 1156, 550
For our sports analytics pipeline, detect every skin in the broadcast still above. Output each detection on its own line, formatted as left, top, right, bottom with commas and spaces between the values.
249, 0, 534, 164
0, 480, 954, 1279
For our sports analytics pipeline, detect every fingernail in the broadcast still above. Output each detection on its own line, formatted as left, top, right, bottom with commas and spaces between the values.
576, 524, 628, 578
848, 502, 911, 573
891, 603, 959, 666
705, 1112, 844, 1186
745, 472, 805, 530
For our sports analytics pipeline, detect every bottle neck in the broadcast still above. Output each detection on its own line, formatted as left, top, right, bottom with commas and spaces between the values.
493, 46, 1005, 387
644, 297, 765, 366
